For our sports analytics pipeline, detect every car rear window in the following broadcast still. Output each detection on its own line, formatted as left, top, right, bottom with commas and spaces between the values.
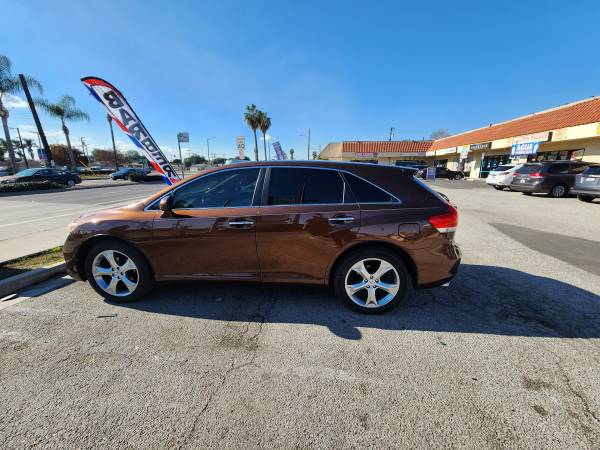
267, 168, 344, 205
493, 165, 514, 172
583, 166, 600, 175
342, 172, 395, 203
518, 164, 542, 174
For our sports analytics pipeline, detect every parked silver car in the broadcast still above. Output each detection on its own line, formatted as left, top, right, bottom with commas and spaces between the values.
572, 164, 600, 202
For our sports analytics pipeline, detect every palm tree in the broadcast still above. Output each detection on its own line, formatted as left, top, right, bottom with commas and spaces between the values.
11, 138, 28, 168
0, 137, 6, 161
35, 95, 89, 170
244, 104, 260, 161
0, 54, 43, 173
23, 138, 35, 160
257, 110, 271, 161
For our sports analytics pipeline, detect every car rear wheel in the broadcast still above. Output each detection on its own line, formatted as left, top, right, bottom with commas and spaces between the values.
334, 249, 408, 314
454, 173, 463, 180
577, 195, 594, 203
84, 240, 154, 302
492, 185, 504, 190
66, 179, 76, 188
549, 184, 568, 198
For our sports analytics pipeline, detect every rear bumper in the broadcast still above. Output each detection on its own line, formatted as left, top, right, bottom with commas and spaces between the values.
510, 182, 546, 193
416, 259, 460, 289
415, 241, 461, 289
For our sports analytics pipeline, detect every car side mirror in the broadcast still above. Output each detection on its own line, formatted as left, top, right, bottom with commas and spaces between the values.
159, 195, 174, 216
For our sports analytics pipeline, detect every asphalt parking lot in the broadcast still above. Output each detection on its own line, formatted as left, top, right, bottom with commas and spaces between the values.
1, 180, 599, 448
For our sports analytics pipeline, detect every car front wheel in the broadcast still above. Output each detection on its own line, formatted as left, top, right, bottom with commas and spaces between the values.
578, 195, 594, 203
66, 179, 76, 187
334, 249, 408, 314
84, 240, 154, 302
454, 173, 463, 180
493, 185, 504, 190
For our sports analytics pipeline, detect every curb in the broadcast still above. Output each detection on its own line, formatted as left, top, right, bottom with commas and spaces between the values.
0, 262, 67, 298
0, 182, 148, 197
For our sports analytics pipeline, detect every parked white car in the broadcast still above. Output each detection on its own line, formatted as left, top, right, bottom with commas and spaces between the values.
486, 164, 522, 190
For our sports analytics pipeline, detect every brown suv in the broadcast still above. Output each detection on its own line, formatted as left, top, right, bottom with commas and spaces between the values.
63, 161, 460, 313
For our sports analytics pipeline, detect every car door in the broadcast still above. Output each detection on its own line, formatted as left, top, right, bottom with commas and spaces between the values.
255, 167, 360, 283
151, 167, 262, 280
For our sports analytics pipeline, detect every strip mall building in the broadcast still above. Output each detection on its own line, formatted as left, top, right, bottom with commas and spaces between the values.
319, 96, 600, 178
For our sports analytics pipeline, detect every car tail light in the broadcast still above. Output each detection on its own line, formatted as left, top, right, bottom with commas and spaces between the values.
513, 172, 519, 177
530, 172, 543, 178
428, 204, 458, 233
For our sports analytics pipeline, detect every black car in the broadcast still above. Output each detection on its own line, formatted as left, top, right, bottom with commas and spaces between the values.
110, 168, 147, 180
572, 164, 600, 202
1, 168, 81, 187
417, 166, 464, 180
510, 160, 590, 198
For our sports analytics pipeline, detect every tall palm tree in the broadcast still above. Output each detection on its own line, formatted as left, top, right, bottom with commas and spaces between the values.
244, 104, 260, 161
11, 138, 29, 168
35, 95, 89, 170
257, 110, 271, 161
23, 138, 35, 160
0, 54, 43, 173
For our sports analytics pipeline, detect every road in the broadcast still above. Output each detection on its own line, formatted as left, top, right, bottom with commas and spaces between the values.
0, 183, 161, 263
1, 181, 599, 448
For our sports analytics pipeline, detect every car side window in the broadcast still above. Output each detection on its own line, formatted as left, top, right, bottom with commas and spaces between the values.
343, 172, 395, 203
172, 168, 260, 209
267, 168, 344, 205
570, 164, 588, 174
547, 164, 569, 174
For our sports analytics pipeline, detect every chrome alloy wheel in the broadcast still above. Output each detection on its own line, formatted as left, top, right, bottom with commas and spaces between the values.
344, 258, 400, 308
91, 250, 139, 297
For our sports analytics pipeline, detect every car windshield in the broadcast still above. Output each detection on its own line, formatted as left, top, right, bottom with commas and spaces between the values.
492, 165, 514, 172
518, 164, 541, 174
15, 169, 39, 177
583, 166, 600, 175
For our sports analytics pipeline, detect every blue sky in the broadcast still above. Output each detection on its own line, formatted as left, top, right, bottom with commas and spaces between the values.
3, 0, 600, 160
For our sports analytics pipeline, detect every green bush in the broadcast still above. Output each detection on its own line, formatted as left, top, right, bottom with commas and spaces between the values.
0, 181, 66, 193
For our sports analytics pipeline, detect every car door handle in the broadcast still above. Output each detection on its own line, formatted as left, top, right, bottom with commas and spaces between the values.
328, 216, 355, 224
227, 219, 255, 227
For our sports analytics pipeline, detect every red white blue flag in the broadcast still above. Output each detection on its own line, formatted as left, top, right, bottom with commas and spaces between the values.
81, 77, 180, 185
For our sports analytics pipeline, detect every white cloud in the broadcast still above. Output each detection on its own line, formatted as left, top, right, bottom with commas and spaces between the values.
14, 124, 64, 144
3, 93, 28, 109
260, 133, 276, 142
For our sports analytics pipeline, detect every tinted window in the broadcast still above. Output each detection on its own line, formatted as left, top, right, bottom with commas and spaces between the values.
570, 164, 589, 174
173, 168, 259, 209
493, 165, 514, 172
547, 163, 570, 174
15, 169, 38, 177
267, 168, 343, 205
583, 166, 600, 175
343, 172, 394, 203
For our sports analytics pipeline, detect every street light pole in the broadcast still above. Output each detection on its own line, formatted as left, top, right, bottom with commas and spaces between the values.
206, 137, 215, 165
107, 114, 119, 170
308, 128, 311, 159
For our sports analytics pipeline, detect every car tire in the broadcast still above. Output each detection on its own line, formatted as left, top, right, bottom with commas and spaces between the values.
523, 192, 533, 196
333, 248, 409, 314
577, 195, 594, 203
454, 173, 463, 180
549, 184, 568, 198
66, 179, 76, 188
492, 185, 504, 190
84, 239, 154, 302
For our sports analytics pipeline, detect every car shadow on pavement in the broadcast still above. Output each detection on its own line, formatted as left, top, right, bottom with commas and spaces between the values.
113, 264, 600, 340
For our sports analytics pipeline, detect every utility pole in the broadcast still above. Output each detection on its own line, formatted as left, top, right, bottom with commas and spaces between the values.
80, 137, 88, 166
10, 127, 28, 169
107, 114, 119, 170
19, 74, 53, 167
290, 148, 294, 160
389, 127, 395, 141
308, 128, 311, 159
206, 137, 215, 165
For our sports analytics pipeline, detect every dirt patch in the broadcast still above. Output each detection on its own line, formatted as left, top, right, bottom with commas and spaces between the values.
0, 247, 64, 280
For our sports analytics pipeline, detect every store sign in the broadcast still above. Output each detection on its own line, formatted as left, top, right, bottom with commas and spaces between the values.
355, 152, 378, 159
469, 142, 492, 151
512, 131, 550, 145
177, 132, 189, 143
459, 146, 469, 159
511, 141, 539, 157
426, 167, 436, 181
436, 147, 457, 156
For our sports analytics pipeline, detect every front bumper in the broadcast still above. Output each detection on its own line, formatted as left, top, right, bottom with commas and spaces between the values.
572, 187, 600, 197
